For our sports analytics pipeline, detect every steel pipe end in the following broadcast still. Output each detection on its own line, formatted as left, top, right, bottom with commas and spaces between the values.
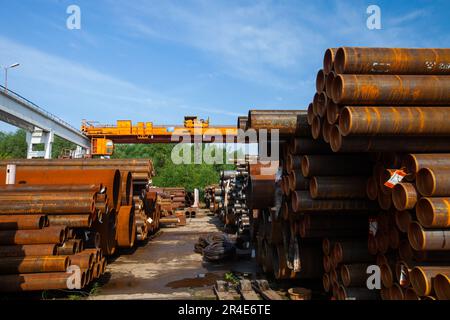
434, 273, 450, 300
410, 267, 431, 296
407, 221, 426, 251
338, 107, 352, 136
416, 168, 436, 197
416, 198, 435, 228
329, 125, 342, 152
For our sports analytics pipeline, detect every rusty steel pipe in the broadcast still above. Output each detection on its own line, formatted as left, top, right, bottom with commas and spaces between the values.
237, 116, 248, 131
395, 210, 413, 233
322, 120, 333, 143
289, 171, 309, 191
330, 125, 450, 152
312, 93, 320, 116
6, 169, 122, 211
299, 215, 368, 238
292, 190, 375, 213
120, 171, 133, 206
47, 215, 93, 228
311, 116, 322, 140
0, 256, 69, 274
246, 175, 275, 209
0, 200, 95, 215
0, 192, 96, 201
67, 253, 94, 269
0, 184, 102, 193
247, 110, 307, 135
301, 154, 371, 177
309, 176, 367, 199
271, 244, 295, 280
341, 264, 371, 287
325, 71, 336, 98
323, 273, 331, 293
340, 106, 450, 136
117, 205, 136, 248
0, 215, 47, 230
317, 92, 328, 117
291, 138, 330, 155
0, 226, 65, 245
331, 74, 450, 105
380, 263, 395, 288
417, 167, 450, 197
333, 241, 372, 264
316, 69, 326, 92
416, 197, 450, 228
93, 209, 117, 256
307, 103, 314, 125
286, 154, 301, 171
410, 266, 450, 296
0, 244, 57, 257
326, 100, 341, 125
403, 154, 450, 180
434, 273, 450, 300
392, 183, 418, 211
334, 47, 450, 75
323, 48, 338, 75
57, 242, 76, 255
0, 272, 84, 292
408, 221, 450, 250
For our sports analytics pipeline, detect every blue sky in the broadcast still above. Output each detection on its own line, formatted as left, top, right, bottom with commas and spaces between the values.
0, 0, 449, 132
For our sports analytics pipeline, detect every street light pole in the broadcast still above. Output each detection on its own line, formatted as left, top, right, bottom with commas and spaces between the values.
3, 63, 20, 93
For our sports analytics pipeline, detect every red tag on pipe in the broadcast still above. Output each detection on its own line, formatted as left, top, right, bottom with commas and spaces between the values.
384, 170, 406, 189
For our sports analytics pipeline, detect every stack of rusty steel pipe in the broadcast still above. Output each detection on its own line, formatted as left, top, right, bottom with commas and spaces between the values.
242, 47, 450, 300
0, 158, 157, 292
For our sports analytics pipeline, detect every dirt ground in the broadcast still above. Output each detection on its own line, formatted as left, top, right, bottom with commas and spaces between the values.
89, 210, 258, 300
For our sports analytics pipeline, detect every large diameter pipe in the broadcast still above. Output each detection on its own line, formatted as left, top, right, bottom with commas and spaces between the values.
416, 197, 450, 228
0, 256, 69, 274
330, 126, 450, 153
408, 221, 450, 250
117, 205, 136, 248
289, 171, 309, 191
0, 184, 101, 193
290, 138, 331, 155
292, 191, 375, 213
246, 175, 275, 209
403, 153, 450, 180
417, 168, 450, 197
323, 48, 338, 75
392, 183, 418, 211
410, 266, 450, 296
247, 110, 307, 135
309, 176, 367, 199
339, 107, 450, 136
0, 272, 84, 292
332, 74, 450, 105
334, 47, 450, 75
0, 227, 65, 245
0, 244, 57, 257
316, 69, 326, 92
301, 155, 371, 177
434, 274, 450, 300
0, 215, 47, 230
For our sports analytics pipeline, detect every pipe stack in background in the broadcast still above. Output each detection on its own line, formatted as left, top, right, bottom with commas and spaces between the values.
0, 159, 157, 292
241, 47, 450, 300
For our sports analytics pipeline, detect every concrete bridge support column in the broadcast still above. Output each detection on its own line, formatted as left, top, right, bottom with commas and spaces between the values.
26, 128, 54, 159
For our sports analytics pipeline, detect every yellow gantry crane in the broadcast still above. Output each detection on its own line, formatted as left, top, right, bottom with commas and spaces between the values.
81, 116, 238, 156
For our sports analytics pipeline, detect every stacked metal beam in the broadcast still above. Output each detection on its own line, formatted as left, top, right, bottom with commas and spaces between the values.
243, 47, 450, 300
0, 159, 157, 292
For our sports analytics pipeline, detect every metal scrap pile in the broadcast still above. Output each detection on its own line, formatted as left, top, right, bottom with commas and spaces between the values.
194, 233, 236, 262
0, 158, 158, 292
242, 47, 450, 300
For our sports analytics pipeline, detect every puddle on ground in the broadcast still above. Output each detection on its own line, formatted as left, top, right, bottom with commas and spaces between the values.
165, 273, 222, 289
